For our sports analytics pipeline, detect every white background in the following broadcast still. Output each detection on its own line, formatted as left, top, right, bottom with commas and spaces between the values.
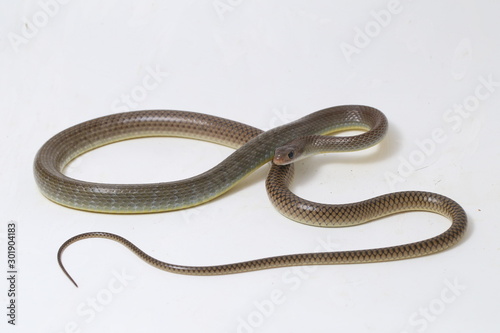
1, 1, 499, 332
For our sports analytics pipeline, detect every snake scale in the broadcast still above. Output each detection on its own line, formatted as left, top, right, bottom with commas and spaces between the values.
33, 105, 467, 287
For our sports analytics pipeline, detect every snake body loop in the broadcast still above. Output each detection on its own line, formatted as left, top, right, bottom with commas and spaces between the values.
34, 106, 386, 213
34, 105, 467, 287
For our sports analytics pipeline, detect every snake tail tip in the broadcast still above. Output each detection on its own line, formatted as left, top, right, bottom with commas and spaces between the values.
58, 253, 79, 288
60, 266, 79, 288
60, 263, 78, 288
61, 264, 79, 288
71, 279, 79, 289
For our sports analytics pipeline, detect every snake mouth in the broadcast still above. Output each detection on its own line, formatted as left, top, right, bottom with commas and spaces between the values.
273, 144, 303, 165
273, 151, 292, 165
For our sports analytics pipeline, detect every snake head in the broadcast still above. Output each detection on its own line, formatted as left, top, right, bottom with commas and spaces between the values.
273, 143, 305, 165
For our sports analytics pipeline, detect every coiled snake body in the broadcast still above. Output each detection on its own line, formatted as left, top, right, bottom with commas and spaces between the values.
33, 105, 467, 287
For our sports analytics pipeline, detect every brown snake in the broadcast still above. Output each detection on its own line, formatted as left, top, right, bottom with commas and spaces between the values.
33, 105, 467, 286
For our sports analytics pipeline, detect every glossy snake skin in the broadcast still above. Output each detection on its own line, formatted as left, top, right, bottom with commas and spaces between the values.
33, 106, 467, 286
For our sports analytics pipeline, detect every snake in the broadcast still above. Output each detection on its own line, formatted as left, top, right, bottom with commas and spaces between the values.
33, 105, 467, 287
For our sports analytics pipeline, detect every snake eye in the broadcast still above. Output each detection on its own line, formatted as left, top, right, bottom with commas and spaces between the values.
287, 151, 294, 160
